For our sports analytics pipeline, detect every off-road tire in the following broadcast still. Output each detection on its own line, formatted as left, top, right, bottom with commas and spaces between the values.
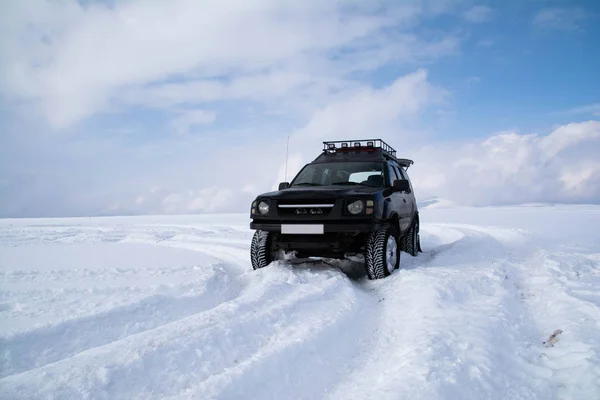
400, 218, 421, 256
250, 230, 272, 270
365, 223, 400, 280
406, 219, 420, 256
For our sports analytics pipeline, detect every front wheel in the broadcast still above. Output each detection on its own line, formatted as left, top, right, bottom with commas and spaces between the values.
250, 230, 273, 270
365, 223, 400, 280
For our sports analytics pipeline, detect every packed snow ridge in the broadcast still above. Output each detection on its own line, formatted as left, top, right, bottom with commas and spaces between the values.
1, 205, 599, 399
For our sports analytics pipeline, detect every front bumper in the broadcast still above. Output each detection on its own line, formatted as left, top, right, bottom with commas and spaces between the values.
250, 220, 379, 233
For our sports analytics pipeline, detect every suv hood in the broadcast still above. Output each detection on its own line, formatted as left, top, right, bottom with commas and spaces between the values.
259, 185, 380, 200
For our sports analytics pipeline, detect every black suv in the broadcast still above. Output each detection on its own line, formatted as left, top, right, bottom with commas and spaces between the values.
249, 139, 421, 279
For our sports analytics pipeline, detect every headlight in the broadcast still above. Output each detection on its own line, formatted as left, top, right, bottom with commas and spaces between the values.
258, 201, 269, 215
347, 200, 364, 215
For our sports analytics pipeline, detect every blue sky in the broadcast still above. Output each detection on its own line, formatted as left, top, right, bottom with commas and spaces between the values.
1, 0, 599, 217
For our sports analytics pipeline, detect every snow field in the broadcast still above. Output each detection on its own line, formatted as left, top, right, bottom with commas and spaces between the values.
0, 206, 599, 399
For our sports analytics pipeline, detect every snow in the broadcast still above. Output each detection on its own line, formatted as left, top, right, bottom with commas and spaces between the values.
418, 197, 457, 209
1, 206, 599, 399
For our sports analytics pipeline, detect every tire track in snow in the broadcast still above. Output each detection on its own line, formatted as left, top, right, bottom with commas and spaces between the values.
120, 233, 252, 271
3, 216, 598, 399
162, 237, 251, 270
165, 266, 378, 400
0, 267, 371, 400
327, 224, 554, 400
0, 263, 240, 378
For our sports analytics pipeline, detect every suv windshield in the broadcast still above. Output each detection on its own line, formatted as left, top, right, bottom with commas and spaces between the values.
291, 162, 384, 187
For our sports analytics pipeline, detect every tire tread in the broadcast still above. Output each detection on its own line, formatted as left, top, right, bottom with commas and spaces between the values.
365, 223, 398, 279
250, 230, 271, 270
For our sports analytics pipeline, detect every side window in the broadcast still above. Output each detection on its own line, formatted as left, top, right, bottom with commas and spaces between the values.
396, 166, 414, 193
387, 164, 399, 185
394, 166, 405, 180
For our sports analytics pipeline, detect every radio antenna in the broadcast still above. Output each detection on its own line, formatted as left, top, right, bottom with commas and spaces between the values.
284, 135, 290, 181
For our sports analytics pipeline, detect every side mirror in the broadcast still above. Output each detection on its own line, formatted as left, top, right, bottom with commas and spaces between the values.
278, 182, 290, 190
393, 179, 410, 192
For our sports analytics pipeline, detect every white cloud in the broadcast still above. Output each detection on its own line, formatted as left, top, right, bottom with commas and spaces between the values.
127, 72, 316, 108
2, 1, 598, 217
533, 7, 588, 30
411, 121, 600, 205
256, 68, 444, 190
558, 103, 600, 117
242, 184, 257, 194
0, 69, 437, 217
117, 186, 238, 215
560, 162, 600, 194
124, 120, 600, 215
110, 69, 442, 215
169, 109, 216, 135
463, 6, 493, 23
292, 69, 441, 142
1, 0, 459, 129
2, 80, 599, 216
538, 121, 600, 160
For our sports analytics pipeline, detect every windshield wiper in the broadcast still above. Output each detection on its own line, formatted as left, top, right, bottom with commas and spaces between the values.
292, 182, 322, 187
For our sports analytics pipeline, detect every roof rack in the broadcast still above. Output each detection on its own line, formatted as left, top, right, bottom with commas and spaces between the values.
321, 139, 414, 169
323, 139, 397, 157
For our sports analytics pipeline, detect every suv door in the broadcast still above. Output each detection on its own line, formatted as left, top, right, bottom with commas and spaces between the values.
386, 163, 411, 233
394, 165, 416, 226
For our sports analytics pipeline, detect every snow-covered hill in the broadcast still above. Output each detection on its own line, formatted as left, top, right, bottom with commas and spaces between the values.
417, 197, 456, 209
1, 206, 599, 399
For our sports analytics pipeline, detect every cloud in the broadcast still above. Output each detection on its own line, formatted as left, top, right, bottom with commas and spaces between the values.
0, 68, 442, 217
124, 69, 442, 215
128, 186, 236, 214
2, 1, 599, 218
463, 6, 493, 23
126, 119, 600, 214
169, 109, 216, 135
557, 103, 600, 117
2, 95, 599, 216
533, 7, 588, 30
293, 69, 441, 141
411, 121, 600, 205
0, 0, 459, 129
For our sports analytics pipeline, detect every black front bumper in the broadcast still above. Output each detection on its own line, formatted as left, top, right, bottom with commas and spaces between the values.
251, 220, 381, 257
250, 220, 379, 233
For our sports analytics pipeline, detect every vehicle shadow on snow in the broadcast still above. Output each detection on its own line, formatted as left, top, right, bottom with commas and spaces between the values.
275, 250, 431, 281
271, 237, 443, 280
268, 225, 513, 280
277, 257, 368, 280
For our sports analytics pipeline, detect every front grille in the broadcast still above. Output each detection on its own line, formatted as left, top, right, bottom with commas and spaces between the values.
277, 199, 335, 206
276, 199, 336, 217
278, 206, 333, 217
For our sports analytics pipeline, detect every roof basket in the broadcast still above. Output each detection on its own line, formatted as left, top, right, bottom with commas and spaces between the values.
323, 139, 397, 157
321, 139, 414, 169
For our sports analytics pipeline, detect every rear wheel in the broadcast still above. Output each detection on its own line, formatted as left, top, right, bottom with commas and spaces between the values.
365, 223, 400, 280
401, 218, 420, 256
407, 219, 420, 256
250, 230, 273, 270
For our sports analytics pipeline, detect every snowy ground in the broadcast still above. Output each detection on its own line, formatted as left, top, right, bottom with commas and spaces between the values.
1, 205, 599, 399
